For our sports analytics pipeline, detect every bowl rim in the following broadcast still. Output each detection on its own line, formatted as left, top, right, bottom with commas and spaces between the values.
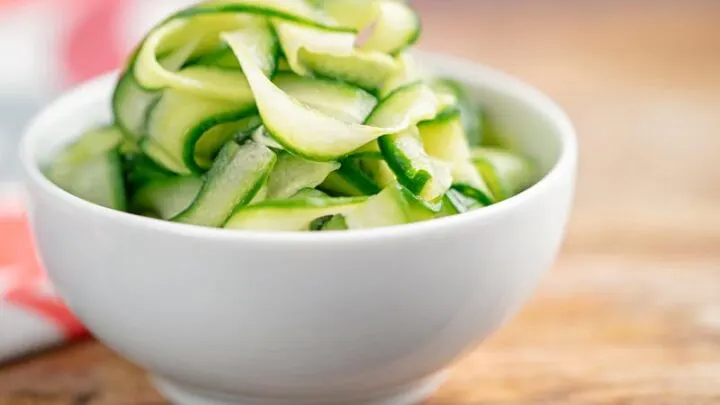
19, 50, 577, 244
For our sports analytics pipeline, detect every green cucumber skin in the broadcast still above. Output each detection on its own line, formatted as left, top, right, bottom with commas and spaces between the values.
131, 26, 280, 93
419, 106, 461, 127
377, 134, 431, 196
364, 80, 421, 123
318, 152, 384, 197
125, 1, 338, 90
309, 215, 333, 231
367, 82, 440, 198
112, 72, 159, 140
141, 73, 258, 174
335, 159, 382, 196
451, 183, 494, 207
181, 109, 259, 174
107, 149, 129, 212
175, 4, 357, 33
320, 214, 348, 231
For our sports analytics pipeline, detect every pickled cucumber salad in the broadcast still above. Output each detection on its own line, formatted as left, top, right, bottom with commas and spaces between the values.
45, 0, 538, 232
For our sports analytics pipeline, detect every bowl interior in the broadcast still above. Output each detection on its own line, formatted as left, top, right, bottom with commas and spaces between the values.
23, 51, 572, 200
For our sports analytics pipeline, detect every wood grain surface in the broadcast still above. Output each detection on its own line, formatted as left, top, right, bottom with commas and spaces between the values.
2, 2, 720, 404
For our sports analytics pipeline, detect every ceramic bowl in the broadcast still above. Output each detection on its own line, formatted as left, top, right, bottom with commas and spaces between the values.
20, 50, 577, 405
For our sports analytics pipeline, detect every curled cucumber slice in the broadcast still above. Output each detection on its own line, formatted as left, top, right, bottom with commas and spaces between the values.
135, 17, 277, 101
47, 139, 126, 212
419, 109, 494, 203
144, 83, 257, 174
273, 20, 397, 93
430, 79, 482, 146
265, 151, 340, 199
319, 153, 382, 197
132, 176, 203, 219
359, 0, 420, 55
189, 0, 354, 31
225, 196, 367, 231
319, 214, 349, 231
368, 83, 451, 201
224, 33, 438, 160
174, 140, 276, 227
344, 183, 437, 229
273, 72, 377, 124
471, 147, 537, 201
380, 52, 426, 98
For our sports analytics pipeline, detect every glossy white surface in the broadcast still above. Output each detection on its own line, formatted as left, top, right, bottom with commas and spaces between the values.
20, 51, 577, 405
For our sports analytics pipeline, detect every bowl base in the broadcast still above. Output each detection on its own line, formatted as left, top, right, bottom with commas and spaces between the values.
152, 372, 447, 405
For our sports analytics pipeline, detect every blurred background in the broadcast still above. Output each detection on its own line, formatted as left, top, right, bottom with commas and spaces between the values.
1, 0, 718, 254
1, 1, 719, 402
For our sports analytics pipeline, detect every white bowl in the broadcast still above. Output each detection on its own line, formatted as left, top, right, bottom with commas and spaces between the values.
20, 51, 577, 405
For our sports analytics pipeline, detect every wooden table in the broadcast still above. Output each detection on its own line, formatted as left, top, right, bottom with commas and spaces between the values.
2, 2, 720, 404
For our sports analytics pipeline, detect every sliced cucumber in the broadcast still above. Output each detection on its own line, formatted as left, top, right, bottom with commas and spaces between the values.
322, 0, 379, 29
273, 72, 377, 124
430, 78, 482, 146
195, 115, 262, 169
265, 151, 340, 199
367, 83, 450, 201
132, 176, 203, 219
309, 215, 334, 231
184, 0, 355, 32
46, 0, 540, 232
47, 149, 126, 211
113, 42, 197, 140
419, 109, 494, 202
350, 146, 397, 188
471, 147, 537, 201
273, 20, 397, 93
135, 17, 276, 101
288, 188, 328, 200
144, 84, 256, 174
319, 155, 381, 196
225, 195, 366, 231
344, 183, 435, 229
319, 214, 348, 231
272, 20, 354, 75
225, 34, 437, 160
380, 52, 425, 98
359, 0, 420, 55
191, 44, 240, 69
50, 125, 123, 166
298, 48, 397, 94
251, 126, 284, 150
174, 140, 276, 227
445, 188, 482, 213
112, 73, 159, 141
377, 127, 451, 201
122, 151, 176, 193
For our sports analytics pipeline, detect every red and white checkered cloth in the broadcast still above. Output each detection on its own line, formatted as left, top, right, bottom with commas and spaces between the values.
0, 0, 198, 363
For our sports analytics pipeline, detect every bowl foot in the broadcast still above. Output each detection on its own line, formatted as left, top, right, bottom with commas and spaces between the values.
152, 372, 447, 405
